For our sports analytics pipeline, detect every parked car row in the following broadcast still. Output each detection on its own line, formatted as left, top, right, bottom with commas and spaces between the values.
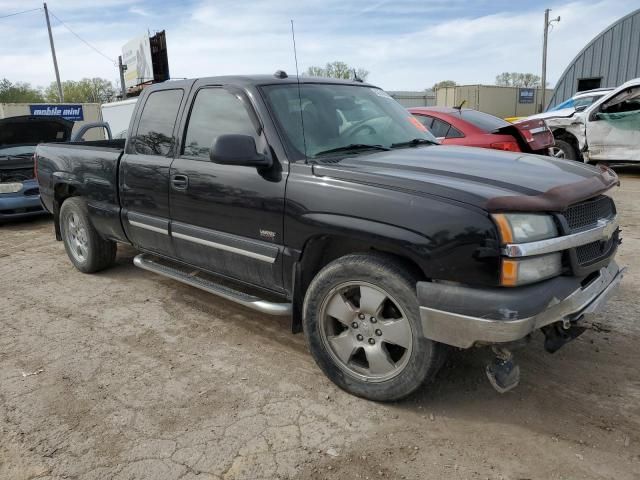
32, 73, 624, 401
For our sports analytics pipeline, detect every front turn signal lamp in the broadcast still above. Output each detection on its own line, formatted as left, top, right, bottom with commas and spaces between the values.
501, 253, 563, 286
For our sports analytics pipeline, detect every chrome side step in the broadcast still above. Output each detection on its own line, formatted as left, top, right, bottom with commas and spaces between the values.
133, 254, 292, 316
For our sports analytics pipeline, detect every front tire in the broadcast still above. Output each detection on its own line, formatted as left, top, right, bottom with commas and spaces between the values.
60, 198, 117, 273
303, 253, 447, 401
549, 139, 577, 160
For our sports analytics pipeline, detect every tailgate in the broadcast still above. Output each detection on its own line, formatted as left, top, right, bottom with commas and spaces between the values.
497, 119, 555, 152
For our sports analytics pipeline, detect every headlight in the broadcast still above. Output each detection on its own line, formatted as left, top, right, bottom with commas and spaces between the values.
0, 182, 23, 194
492, 213, 558, 244
501, 253, 562, 286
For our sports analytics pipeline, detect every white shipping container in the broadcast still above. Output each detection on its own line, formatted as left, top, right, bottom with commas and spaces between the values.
101, 99, 138, 138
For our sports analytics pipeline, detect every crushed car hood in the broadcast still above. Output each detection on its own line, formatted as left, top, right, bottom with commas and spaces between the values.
0, 115, 73, 147
525, 108, 577, 121
312, 145, 617, 212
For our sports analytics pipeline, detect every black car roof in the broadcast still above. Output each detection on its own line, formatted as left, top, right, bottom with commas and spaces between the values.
144, 74, 375, 93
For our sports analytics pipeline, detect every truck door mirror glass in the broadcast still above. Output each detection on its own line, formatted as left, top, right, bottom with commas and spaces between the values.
574, 105, 588, 112
209, 134, 272, 168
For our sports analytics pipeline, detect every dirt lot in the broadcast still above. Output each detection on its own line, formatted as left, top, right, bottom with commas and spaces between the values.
1, 172, 639, 480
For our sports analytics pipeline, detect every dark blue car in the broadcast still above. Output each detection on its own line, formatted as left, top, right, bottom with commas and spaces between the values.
0, 115, 73, 222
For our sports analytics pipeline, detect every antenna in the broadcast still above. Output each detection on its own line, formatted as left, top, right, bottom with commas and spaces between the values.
290, 19, 308, 161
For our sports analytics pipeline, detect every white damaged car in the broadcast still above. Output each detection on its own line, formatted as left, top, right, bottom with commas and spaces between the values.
521, 79, 639, 164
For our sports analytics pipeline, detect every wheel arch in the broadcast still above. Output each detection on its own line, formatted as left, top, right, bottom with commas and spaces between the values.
289, 215, 429, 334
52, 180, 81, 240
552, 128, 584, 160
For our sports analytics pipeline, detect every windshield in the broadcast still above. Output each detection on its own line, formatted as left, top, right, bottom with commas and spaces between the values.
0, 145, 36, 157
458, 109, 510, 132
549, 94, 605, 112
262, 83, 437, 160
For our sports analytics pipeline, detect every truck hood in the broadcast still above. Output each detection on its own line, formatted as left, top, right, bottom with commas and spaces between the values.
0, 115, 73, 147
312, 145, 617, 212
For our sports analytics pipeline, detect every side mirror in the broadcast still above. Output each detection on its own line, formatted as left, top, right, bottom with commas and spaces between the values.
574, 105, 588, 112
209, 134, 272, 168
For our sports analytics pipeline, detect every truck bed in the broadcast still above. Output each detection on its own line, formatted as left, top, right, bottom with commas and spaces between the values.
36, 139, 127, 241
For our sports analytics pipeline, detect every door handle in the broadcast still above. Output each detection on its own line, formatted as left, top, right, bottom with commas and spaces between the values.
171, 174, 189, 190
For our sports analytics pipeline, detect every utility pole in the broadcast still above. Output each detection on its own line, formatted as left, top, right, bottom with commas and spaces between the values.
118, 56, 127, 98
541, 8, 560, 112
44, 2, 64, 102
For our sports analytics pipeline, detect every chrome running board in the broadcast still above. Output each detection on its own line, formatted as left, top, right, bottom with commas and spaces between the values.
133, 253, 292, 316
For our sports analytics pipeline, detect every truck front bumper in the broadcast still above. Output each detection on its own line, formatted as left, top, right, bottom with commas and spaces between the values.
417, 261, 624, 349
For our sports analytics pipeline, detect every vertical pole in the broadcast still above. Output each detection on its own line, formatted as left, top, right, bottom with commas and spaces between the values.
540, 8, 550, 113
118, 56, 127, 98
44, 2, 63, 102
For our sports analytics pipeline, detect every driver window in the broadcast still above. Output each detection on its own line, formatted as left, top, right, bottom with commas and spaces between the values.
601, 87, 640, 114
183, 88, 258, 159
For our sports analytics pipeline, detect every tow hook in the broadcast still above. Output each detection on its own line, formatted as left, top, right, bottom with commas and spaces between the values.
485, 346, 520, 393
542, 318, 586, 353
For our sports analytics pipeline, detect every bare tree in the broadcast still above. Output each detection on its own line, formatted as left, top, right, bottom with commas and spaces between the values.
305, 61, 369, 81
495, 72, 542, 87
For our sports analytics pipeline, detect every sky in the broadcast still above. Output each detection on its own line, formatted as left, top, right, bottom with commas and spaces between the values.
0, 0, 636, 91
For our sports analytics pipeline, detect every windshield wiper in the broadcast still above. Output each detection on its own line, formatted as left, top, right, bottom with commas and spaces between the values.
390, 138, 438, 148
314, 144, 391, 157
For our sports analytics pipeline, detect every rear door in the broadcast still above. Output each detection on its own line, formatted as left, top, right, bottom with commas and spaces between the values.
169, 84, 287, 291
120, 88, 184, 256
585, 85, 640, 162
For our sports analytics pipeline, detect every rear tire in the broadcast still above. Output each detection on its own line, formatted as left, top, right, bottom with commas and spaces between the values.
60, 197, 117, 273
549, 139, 577, 160
303, 253, 447, 402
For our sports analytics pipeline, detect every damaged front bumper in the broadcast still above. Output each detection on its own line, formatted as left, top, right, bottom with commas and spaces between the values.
418, 261, 624, 349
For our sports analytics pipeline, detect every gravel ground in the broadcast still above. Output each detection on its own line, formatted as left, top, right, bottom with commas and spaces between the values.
1, 171, 639, 480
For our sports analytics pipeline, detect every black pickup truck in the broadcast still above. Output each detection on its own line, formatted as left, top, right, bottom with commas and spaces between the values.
36, 74, 624, 401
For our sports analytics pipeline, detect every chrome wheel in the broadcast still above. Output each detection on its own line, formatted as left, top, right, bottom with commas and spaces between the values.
318, 281, 413, 382
549, 146, 566, 158
66, 212, 88, 263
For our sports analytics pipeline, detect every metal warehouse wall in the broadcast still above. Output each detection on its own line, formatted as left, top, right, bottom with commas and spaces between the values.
547, 8, 640, 109
388, 91, 436, 107
0, 103, 103, 140
435, 85, 554, 118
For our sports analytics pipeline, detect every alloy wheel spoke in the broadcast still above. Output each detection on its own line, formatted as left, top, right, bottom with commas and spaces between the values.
325, 294, 356, 326
381, 318, 412, 349
328, 332, 357, 364
365, 344, 396, 375
359, 285, 386, 315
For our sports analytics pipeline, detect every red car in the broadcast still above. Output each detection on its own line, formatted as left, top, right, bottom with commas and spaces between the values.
409, 107, 554, 154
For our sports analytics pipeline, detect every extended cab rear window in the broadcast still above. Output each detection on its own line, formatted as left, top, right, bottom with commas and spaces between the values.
132, 89, 184, 156
459, 110, 510, 133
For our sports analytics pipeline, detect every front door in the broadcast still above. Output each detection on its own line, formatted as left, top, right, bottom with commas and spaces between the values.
586, 85, 640, 162
169, 86, 287, 292
120, 88, 184, 256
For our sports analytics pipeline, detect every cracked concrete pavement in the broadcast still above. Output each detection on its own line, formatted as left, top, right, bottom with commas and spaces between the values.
1, 171, 639, 479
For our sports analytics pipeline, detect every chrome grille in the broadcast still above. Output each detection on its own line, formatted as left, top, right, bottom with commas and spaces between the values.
564, 195, 615, 232
563, 196, 618, 267
576, 232, 617, 266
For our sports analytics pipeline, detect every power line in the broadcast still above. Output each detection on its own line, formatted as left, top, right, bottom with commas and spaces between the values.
0, 7, 42, 20
49, 10, 116, 66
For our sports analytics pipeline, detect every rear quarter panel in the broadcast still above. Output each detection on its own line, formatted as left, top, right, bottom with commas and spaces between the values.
36, 142, 128, 242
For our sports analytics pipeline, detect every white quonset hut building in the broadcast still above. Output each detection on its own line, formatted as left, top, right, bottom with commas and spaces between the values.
547, 8, 640, 109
